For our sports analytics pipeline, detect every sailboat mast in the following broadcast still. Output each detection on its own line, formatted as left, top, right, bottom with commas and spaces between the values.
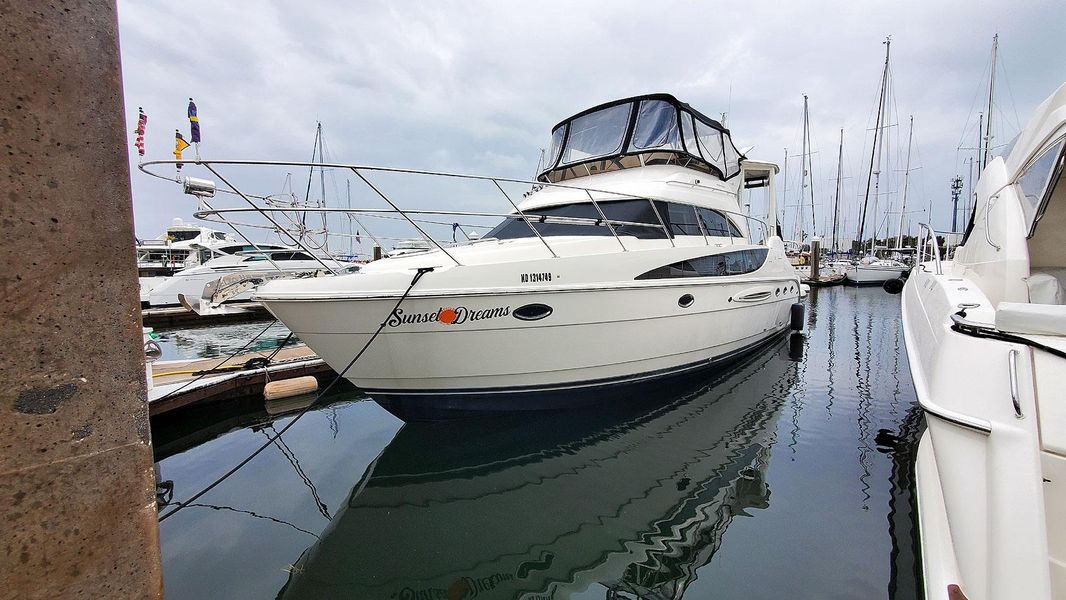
301, 123, 323, 243
857, 37, 891, 254
981, 34, 998, 170
782, 147, 789, 236
346, 179, 353, 259
803, 95, 817, 237
896, 116, 914, 249
318, 125, 329, 251
832, 128, 844, 253
798, 97, 808, 242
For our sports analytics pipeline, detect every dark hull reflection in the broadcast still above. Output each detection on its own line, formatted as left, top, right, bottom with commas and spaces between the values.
278, 340, 800, 599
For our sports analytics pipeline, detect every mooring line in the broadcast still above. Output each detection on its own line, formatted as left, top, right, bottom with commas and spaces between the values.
157, 267, 434, 522
152, 318, 280, 402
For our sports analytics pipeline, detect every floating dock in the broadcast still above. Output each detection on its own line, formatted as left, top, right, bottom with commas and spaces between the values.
148, 344, 335, 416
141, 301, 273, 328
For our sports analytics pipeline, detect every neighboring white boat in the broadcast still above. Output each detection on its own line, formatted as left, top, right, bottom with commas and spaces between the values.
253, 94, 805, 409
844, 251, 908, 285
901, 81, 1066, 600
146, 246, 350, 307
385, 238, 431, 257
136, 217, 240, 303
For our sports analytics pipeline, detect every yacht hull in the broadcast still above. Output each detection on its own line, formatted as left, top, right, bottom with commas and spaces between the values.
260, 279, 798, 408
844, 264, 906, 285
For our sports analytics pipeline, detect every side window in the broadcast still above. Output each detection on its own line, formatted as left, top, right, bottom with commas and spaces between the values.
1017, 136, 1066, 235
635, 248, 769, 279
697, 208, 742, 237
664, 203, 702, 236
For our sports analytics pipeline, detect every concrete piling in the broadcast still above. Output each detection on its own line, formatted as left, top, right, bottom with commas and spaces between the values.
0, 1, 164, 598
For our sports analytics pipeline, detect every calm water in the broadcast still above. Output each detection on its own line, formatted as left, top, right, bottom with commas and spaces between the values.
152, 321, 294, 361
152, 286, 922, 599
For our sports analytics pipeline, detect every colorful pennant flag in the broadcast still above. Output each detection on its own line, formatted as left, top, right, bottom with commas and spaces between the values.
174, 130, 190, 170
134, 107, 147, 156
188, 98, 201, 143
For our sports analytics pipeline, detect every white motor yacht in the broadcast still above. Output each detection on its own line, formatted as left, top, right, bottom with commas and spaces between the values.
136, 218, 240, 303
254, 94, 805, 410
146, 246, 352, 307
901, 82, 1066, 600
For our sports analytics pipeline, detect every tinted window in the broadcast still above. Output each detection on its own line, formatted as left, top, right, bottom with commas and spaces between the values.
697, 208, 742, 237
485, 200, 667, 240
245, 252, 314, 262
664, 203, 702, 236
636, 248, 768, 279
169, 230, 199, 242
487, 201, 744, 241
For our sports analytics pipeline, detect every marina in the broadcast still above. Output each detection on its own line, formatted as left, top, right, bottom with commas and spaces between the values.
153, 285, 923, 599
5, 3, 1066, 600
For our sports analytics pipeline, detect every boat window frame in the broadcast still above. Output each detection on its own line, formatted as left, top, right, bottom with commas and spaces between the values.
1017, 133, 1066, 238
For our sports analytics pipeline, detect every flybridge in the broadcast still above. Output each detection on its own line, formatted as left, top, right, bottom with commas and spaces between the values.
538, 94, 744, 184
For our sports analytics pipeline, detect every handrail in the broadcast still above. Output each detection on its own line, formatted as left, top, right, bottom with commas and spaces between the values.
349, 167, 462, 266
984, 194, 1002, 251
140, 158, 773, 265
917, 223, 943, 275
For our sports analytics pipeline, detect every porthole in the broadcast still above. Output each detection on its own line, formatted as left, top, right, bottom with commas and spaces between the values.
513, 303, 553, 321
776, 288, 781, 296
678, 294, 695, 308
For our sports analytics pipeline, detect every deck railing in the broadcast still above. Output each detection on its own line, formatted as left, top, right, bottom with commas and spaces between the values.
139, 159, 770, 272
917, 223, 962, 275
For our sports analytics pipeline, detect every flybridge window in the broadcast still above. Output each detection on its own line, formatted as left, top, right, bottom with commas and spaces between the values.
546, 126, 565, 168
635, 248, 769, 280
560, 104, 632, 165
631, 100, 683, 152
484, 200, 742, 241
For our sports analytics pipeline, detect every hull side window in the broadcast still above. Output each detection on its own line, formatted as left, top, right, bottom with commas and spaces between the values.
636, 248, 769, 279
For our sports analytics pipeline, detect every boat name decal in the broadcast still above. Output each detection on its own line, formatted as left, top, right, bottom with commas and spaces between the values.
387, 305, 511, 327
520, 272, 553, 283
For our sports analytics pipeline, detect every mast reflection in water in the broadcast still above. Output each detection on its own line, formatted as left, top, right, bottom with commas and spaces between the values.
154, 287, 923, 599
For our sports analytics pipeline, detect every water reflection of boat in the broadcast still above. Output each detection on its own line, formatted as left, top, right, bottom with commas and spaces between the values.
277, 340, 798, 599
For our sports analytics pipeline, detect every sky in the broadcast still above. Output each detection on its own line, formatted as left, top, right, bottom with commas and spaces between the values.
117, 0, 1066, 251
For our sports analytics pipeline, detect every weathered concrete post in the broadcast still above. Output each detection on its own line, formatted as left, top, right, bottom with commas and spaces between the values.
0, 1, 163, 598
810, 236, 821, 281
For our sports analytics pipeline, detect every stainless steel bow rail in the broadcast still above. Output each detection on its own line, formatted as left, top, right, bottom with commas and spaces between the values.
139, 159, 771, 268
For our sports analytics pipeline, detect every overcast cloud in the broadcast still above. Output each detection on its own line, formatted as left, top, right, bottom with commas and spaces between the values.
118, 0, 1066, 248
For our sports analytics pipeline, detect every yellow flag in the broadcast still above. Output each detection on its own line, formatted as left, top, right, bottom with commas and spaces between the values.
174, 130, 191, 160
